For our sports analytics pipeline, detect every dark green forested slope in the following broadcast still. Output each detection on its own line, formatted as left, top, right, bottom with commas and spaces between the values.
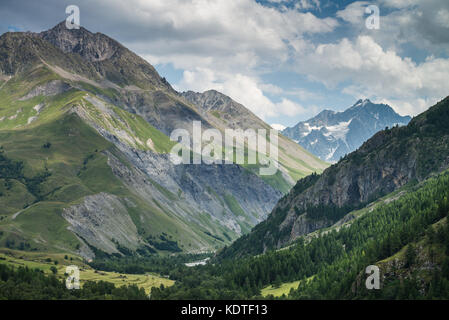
149, 168, 449, 299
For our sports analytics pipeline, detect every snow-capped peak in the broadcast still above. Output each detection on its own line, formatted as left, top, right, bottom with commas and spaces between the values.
352, 98, 372, 108
282, 98, 411, 162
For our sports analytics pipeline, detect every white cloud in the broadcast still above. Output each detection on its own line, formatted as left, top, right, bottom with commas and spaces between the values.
295, 35, 449, 115
370, 0, 449, 53
436, 9, 449, 28
265, 0, 320, 11
99, 0, 338, 76
275, 98, 307, 116
260, 83, 323, 101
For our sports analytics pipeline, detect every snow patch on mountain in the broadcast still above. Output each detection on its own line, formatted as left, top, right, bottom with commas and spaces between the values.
322, 119, 352, 141
325, 147, 338, 162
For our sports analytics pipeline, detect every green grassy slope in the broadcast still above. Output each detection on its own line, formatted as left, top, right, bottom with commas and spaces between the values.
0, 70, 227, 257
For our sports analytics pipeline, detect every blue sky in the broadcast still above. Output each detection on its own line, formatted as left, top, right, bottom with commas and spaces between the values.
1, 0, 448, 128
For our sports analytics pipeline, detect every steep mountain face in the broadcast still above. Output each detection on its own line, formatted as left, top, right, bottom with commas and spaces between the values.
221, 96, 449, 257
0, 23, 325, 259
181, 90, 328, 190
282, 99, 411, 162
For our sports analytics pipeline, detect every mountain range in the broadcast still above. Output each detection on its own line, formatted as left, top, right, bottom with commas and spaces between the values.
1, 21, 449, 301
0, 22, 327, 260
282, 99, 411, 162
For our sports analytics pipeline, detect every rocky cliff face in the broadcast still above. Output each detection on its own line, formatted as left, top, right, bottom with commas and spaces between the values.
40, 22, 119, 62
75, 93, 281, 229
106, 135, 281, 233
221, 97, 449, 257
62, 192, 140, 256
39, 21, 173, 91
283, 99, 411, 162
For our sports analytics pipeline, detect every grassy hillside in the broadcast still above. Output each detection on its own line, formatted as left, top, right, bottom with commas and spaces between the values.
0, 112, 229, 256
0, 69, 230, 257
261, 280, 300, 297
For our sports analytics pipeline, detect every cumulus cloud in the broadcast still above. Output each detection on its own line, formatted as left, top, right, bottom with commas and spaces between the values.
295, 35, 449, 115
260, 83, 323, 101
371, 0, 449, 53
80, 0, 338, 75
265, 0, 320, 11
0, 0, 337, 66
118, 0, 448, 118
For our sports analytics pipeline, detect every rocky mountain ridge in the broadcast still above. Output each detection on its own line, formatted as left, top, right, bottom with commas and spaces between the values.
282, 99, 411, 162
